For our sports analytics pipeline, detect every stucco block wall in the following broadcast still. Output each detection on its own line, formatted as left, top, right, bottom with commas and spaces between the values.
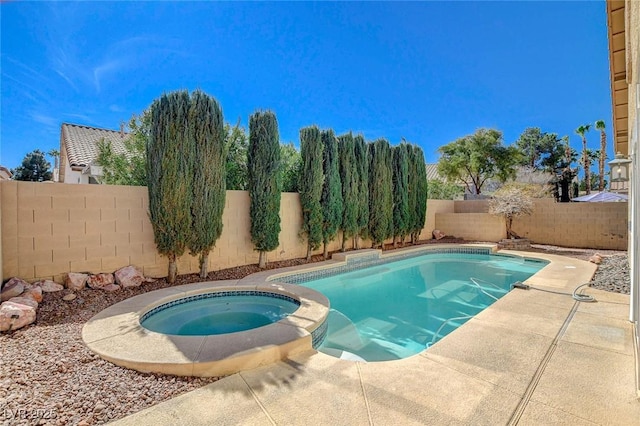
513, 198, 628, 250
0, 181, 628, 282
422, 200, 454, 238
435, 213, 506, 242
0, 183, 349, 282
454, 200, 489, 213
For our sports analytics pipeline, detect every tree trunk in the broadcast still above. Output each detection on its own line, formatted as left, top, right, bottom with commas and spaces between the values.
354, 235, 360, 250
168, 253, 177, 284
323, 242, 328, 260
199, 251, 209, 279
258, 251, 266, 269
392, 235, 397, 248
341, 234, 347, 252
583, 137, 591, 195
599, 131, 606, 191
306, 244, 312, 261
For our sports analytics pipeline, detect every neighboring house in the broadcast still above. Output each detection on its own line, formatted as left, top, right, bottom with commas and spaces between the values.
59, 123, 129, 184
425, 163, 441, 181
606, 0, 639, 368
0, 166, 12, 181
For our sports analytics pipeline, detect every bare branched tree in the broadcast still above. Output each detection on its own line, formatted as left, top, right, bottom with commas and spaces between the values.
489, 187, 534, 239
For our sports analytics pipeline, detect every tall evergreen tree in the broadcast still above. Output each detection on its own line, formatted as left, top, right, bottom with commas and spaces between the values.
188, 90, 226, 278
299, 126, 324, 260
354, 134, 369, 249
414, 145, 428, 242
248, 111, 282, 268
146, 90, 193, 283
320, 129, 344, 259
392, 145, 410, 246
12, 149, 52, 182
368, 139, 393, 249
337, 132, 358, 251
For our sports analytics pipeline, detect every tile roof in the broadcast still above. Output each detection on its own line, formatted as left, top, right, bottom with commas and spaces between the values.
62, 123, 129, 168
425, 163, 441, 181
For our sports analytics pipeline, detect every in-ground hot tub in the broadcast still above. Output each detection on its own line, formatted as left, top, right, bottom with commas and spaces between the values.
140, 292, 301, 335
82, 282, 329, 377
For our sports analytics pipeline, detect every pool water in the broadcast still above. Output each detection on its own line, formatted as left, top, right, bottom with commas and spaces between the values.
302, 253, 546, 361
141, 294, 300, 336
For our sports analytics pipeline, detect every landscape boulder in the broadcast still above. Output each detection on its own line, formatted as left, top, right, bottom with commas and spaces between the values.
62, 293, 77, 302
589, 253, 603, 265
22, 286, 43, 303
1, 277, 28, 302
0, 301, 36, 332
7, 296, 38, 309
34, 280, 64, 293
87, 273, 115, 290
432, 229, 446, 241
115, 266, 146, 288
65, 273, 89, 291
101, 284, 121, 292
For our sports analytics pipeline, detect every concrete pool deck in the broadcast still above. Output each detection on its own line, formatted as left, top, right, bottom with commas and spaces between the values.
111, 248, 640, 425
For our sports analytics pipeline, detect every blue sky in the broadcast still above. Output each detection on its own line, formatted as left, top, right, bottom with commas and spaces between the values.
1, 1, 612, 170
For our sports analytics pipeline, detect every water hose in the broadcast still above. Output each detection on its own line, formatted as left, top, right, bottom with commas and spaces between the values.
510, 281, 596, 302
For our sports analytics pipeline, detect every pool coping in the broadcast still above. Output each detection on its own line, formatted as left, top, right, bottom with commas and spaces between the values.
81, 281, 330, 377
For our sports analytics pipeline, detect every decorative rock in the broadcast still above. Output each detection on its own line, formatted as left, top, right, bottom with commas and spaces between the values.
589, 253, 603, 264
8, 296, 38, 309
65, 273, 89, 291
22, 286, 43, 303
62, 293, 77, 302
1, 277, 28, 302
87, 273, 115, 289
0, 301, 36, 331
432, 229, 446, 240
115, 266, 145, 288
101, 284, 121, 292
34, 280, 64, 293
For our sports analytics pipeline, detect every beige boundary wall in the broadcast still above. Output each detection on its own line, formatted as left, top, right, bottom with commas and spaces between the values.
434, 199, 628, 250
0, 181, 627, 283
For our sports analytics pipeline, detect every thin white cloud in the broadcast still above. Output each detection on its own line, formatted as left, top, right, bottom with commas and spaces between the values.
31, 112, 58, 128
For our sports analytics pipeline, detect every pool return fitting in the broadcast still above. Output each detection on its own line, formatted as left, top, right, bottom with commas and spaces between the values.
510, 281, 596, 303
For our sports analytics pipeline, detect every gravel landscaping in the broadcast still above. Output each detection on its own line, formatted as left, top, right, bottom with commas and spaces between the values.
0, 240, 631, 425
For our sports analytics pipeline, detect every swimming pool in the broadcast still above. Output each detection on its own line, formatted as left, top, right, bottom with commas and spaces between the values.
298, 252, 547, 361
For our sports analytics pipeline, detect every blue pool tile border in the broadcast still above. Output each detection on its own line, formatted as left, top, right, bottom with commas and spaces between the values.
272, 247, 501, 284
311, 318, 328, 348
140, 291, 301, 324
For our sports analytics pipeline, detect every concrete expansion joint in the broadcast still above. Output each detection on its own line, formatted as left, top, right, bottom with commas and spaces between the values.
507, 300, 581, 425
356, 362, 374, 426
239, 373, 276, 426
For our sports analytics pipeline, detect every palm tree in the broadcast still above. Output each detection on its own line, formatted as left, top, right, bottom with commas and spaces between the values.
47, 149, 60, 182
575, 124, 592, 194
595, 120, 606, 191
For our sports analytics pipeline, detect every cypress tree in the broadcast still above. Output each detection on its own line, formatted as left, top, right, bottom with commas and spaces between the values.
392, 145, 410, 247
299, 126, 324, 260
248, 110, 282, 268
405, 144, 418, 243
337, 132, 358, 251
353, 134, 369, 249
408, 144, 428, 243
413, 145, 428, 243
147, 90, 193, 283
368, 139, 393, 249
320, 129, 344, 259
188, 90, 226, 278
